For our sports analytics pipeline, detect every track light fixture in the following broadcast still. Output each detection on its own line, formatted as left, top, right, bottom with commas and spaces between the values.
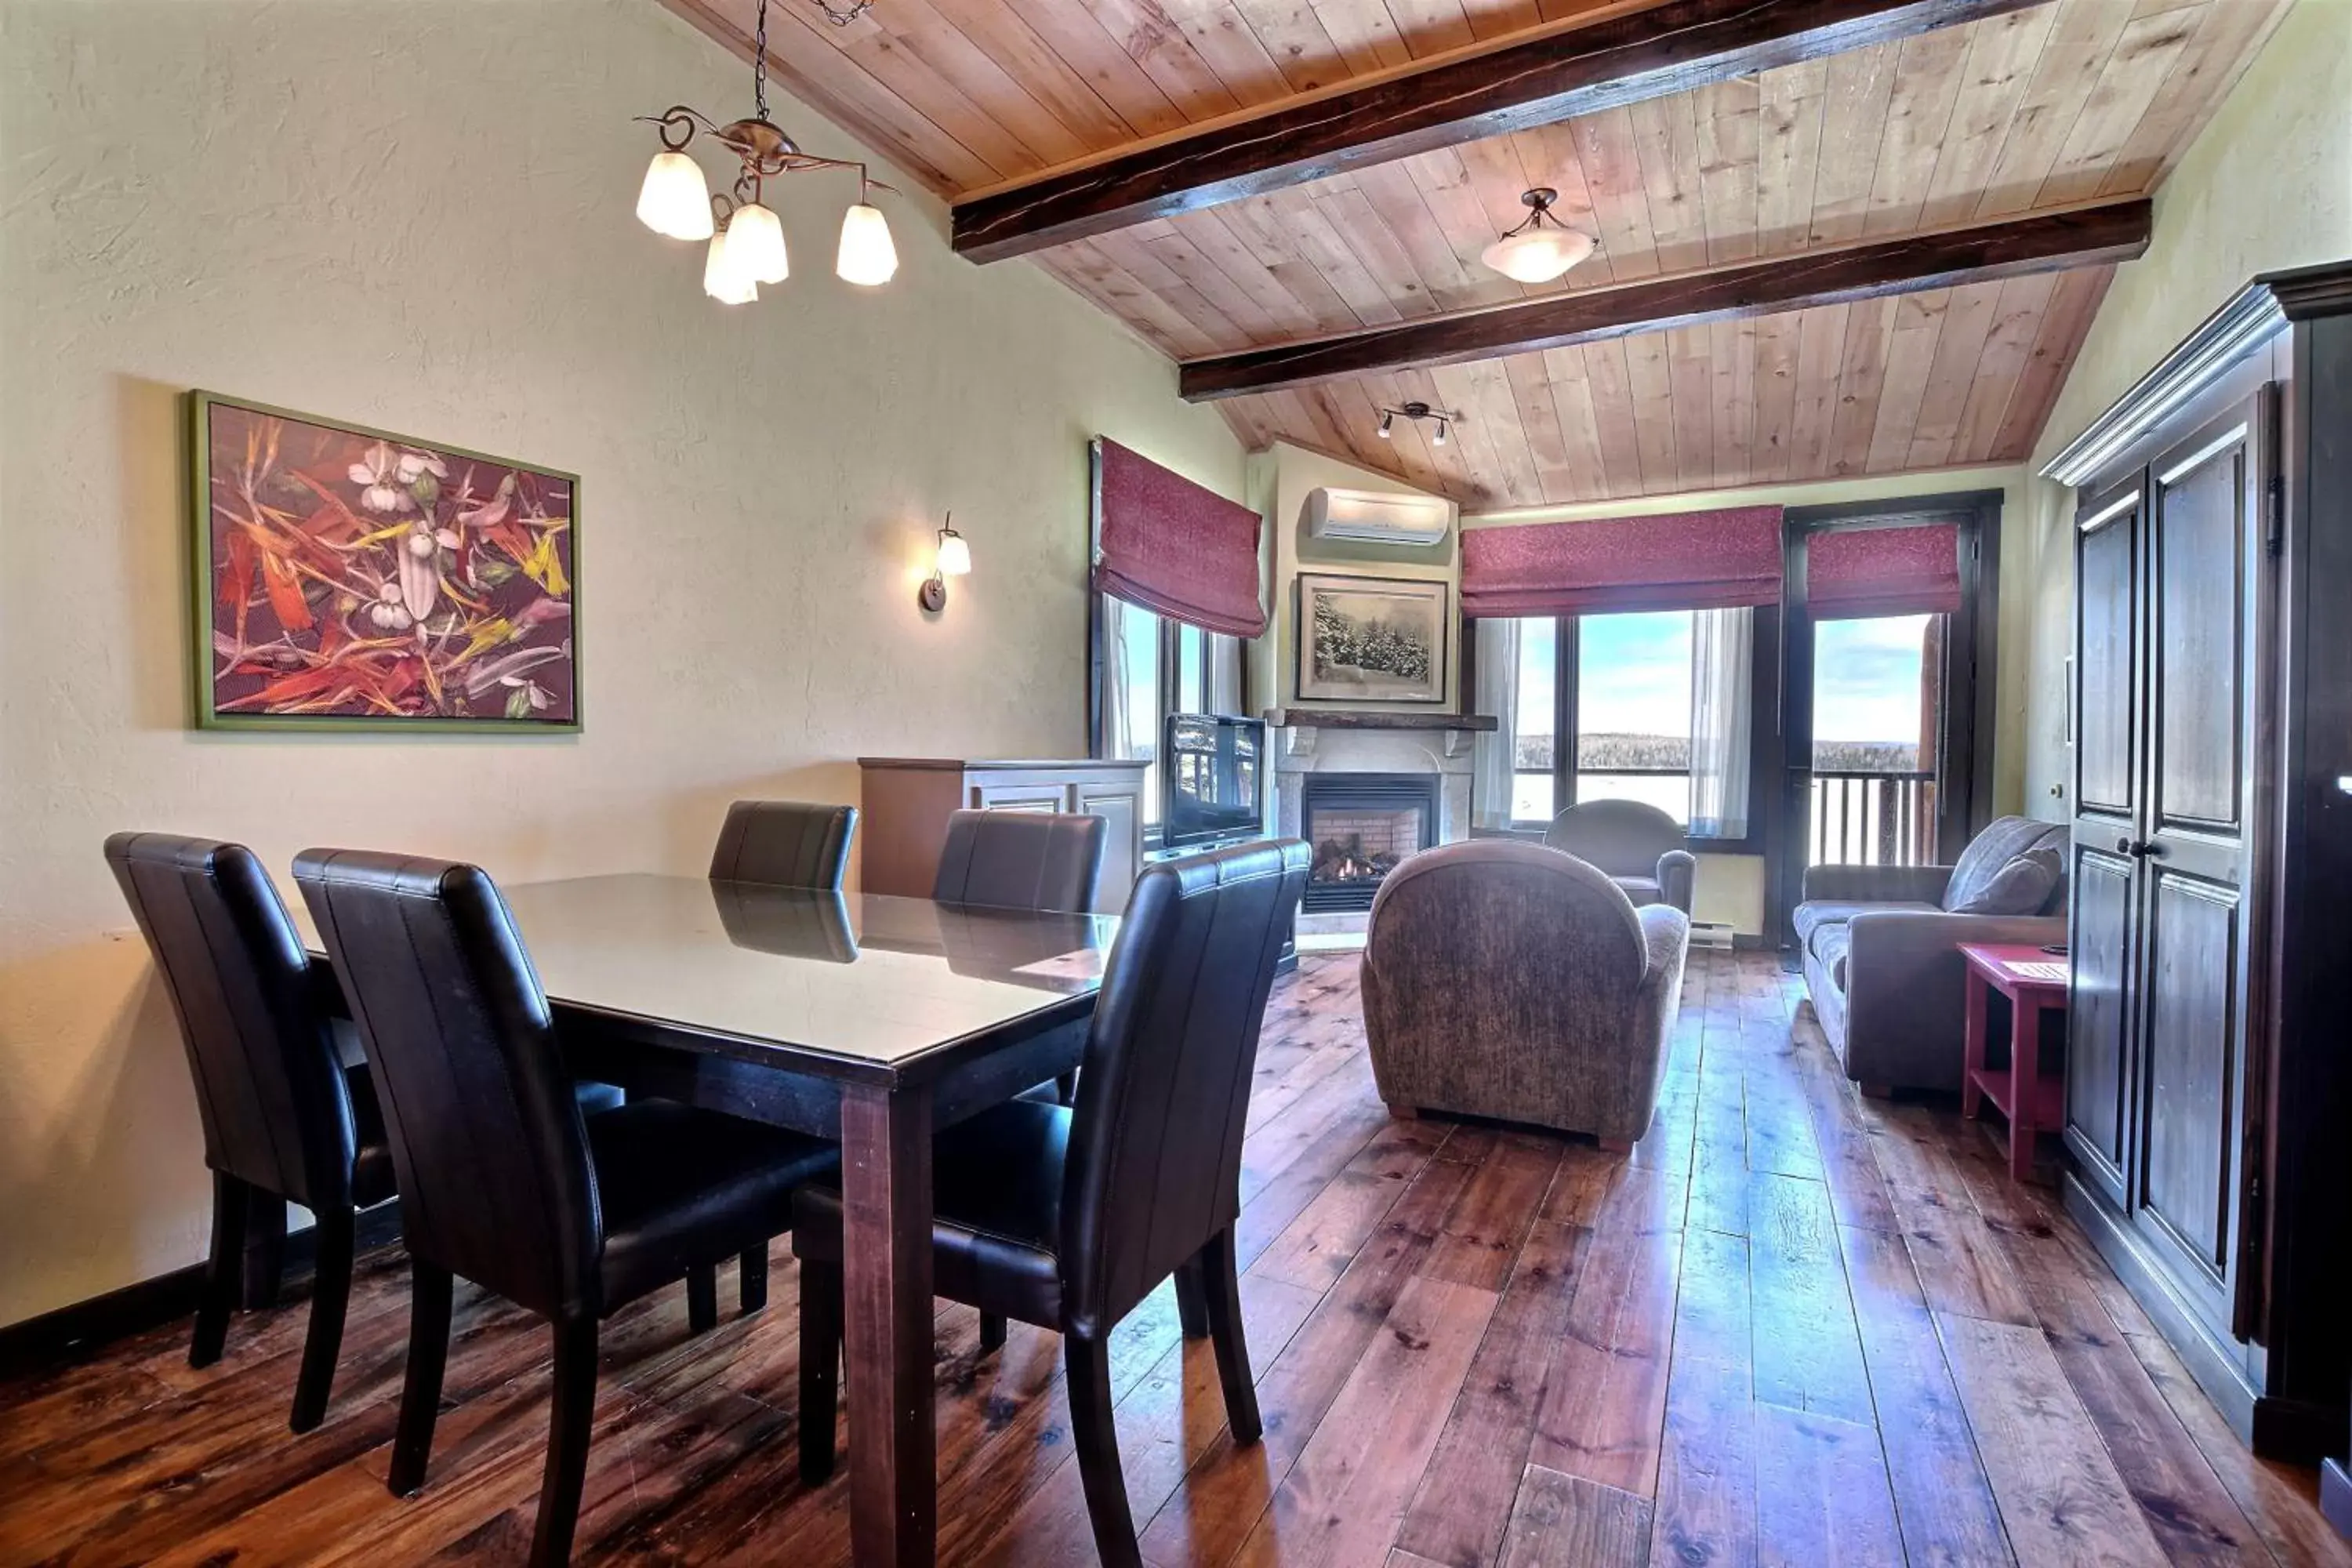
1375, 401, 1461, 449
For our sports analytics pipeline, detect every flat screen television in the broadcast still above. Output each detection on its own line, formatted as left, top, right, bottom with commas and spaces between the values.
1162, 713, 1267, 848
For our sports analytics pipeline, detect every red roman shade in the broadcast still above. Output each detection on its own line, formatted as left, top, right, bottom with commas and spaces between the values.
1091, 438, 1265, 638
1808, 524, 1962, 619
1461, 506, 1784, 618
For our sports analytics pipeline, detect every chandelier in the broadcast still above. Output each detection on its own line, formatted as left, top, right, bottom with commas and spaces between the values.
633, 0, 899, 303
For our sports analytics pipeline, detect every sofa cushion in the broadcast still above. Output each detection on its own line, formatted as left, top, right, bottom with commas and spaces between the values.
1947, 844, 2063, 916
1812, 921, 1853, 992
1613, 875, 1664, 905
1792, 899, 1936, 952
1943, 816, 2067, 913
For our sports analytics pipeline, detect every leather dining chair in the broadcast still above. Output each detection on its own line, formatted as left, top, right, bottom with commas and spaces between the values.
793, 838, 1310, 1568
292, 849, 838, 1568
708, 800, 858, 890
931, 808, 1106, 913
103, 832, 393, 1434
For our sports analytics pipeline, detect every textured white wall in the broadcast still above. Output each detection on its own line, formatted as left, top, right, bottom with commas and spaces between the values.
0, 0, 1243, 1326
2018, 0, 2352, 821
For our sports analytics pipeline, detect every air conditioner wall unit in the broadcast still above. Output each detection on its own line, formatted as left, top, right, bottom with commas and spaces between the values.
1305, 487, 1454, 546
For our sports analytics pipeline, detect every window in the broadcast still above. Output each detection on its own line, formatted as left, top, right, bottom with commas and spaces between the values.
1093, 594, 1244, 833
1478, 608, 1759, 839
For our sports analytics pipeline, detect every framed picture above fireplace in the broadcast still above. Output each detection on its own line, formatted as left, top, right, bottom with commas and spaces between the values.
1296, 573, 1449, 704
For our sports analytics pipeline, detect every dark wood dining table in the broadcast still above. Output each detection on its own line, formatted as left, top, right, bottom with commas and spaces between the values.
299, 872, 1117, 1568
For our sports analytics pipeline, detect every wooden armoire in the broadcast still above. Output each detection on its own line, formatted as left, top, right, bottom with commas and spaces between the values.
2046, 260, 2352, 1463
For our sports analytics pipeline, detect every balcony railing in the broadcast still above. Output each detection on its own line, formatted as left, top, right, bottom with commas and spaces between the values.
1810, 770, 1936, 868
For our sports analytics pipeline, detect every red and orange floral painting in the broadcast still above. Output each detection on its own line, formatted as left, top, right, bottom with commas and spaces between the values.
192, 394, 578, 730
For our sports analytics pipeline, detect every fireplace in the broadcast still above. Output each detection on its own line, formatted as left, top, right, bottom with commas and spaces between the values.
1300, 772, 1442, 913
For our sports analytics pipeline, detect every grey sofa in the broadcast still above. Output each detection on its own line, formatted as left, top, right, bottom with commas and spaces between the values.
1542, 799, 1696, 913
1362, 840, 1689, 1148
1795, 815, 2068, 1095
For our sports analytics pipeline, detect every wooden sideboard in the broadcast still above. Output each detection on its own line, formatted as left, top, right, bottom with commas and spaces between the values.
856, 757, 1150, 912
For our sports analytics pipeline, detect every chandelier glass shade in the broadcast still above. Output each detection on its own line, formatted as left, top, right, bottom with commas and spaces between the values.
837, 202, 898, 286
637, 151, 714, 241
703, 223, 757, 304
1481, 188, 1596, 284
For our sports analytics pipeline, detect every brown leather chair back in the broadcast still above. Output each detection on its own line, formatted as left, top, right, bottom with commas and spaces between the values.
105, 833, 358, 1213
1058, 838, 1308, 1335
708, 801, 858, 890
933, 809, 1107, 913
1542, 798, 1685, 880
293, 850, 597, 1319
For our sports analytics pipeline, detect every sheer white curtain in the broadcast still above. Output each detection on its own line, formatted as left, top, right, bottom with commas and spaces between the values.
1102, 594, 1152, 761
1207, 632, 1244, 716
1688, 607, 1751, 838
1472, 616, 1522, 831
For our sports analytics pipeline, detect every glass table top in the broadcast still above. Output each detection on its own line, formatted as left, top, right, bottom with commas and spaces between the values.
296, 873, 1116, 1071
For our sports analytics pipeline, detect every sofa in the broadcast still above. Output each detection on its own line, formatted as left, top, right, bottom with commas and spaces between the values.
1795, 815, 2068, 1095
1361, 840, 1689, 1148
1542, 800, 1696, 913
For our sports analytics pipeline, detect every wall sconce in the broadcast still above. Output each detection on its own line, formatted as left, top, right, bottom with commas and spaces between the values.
919, 515, 970, 612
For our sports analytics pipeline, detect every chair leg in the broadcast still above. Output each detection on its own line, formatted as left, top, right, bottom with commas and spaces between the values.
389, 1260, 454, 1497
1173, 1255, 1209, 1341
191, 1171, 248, 1368
529, 1314, 599, 1568
686, 1264, 718, 1334
241, 1186, 288, 1310
1066, 1331, 1141, 1568
978, 1312, 1007, 1353
798, 1259, 842, 1486
739, 1244, 768, 1316
1198, 1227, 1261, 1446
290, 1205, 356, 1433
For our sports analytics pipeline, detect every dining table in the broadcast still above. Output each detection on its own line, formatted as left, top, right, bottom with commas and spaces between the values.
296, 871, 1119, 1568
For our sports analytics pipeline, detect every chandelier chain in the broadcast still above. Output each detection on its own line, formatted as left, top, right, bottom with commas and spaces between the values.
753, 0, 769, 120
811, 0, 876, 22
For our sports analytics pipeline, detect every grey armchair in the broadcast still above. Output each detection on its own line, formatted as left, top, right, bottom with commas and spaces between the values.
1361, 840, 1689, 1149
1542, 799, 1695, 913
1795, 815, 2068, 1095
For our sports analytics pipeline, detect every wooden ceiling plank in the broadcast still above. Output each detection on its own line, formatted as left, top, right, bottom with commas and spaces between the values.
2031, 6, 2198, 208
1474, 355, 1552, 505
1286, 196, 1414, 323
1580, 339, 1650, 496
1949, 269, 2057, 460
1786, 301, 1853, 476
1229, 0, 1361, 91
1749, 310, 1804, 483
1914, 5, 2058, 227
1403, 146, 1546, 296
1312, 185, 1450, 317
780, 0, 1044, 180
1308, 0, 1421, 75
1163, 209, 1331, 334
1806, 41, 1902, 246
1621, 328, 1682, 492
1490, 356, 1569, 502
1392, 365, 1486, 492
1451, 132, 1563, 278
1970, 0, 2132, 217
924, 0, 1145, 147
952, 0, 2053, 260
1666, 321, 1717, 489
999, 0, 1192, 138
1217, 193, 1372, 329
1381, 0, 1484, 60
1083, 0, 1252, 120
1864, 290, 1950, 471
1628, 89, 1713, 274
2102, 0, 2287, 194
1827, 295, 1898, 474
1988, 261, 2111, 454
1902, 276, 2004, 466
1860, 26, 1973, 237
1755, 56, 1831, 255
1570, 107, 1668, 280
873, 0, 1102, 168
1351, 162, 1498, 310
1709, 315, 1758, 488
1694, 76, 1762, 265
1053, 236, 1231, 353
1473, 0, 1553, 43
1141, 226, 1292, 339
1542, 345, 1615, 501
1156, 0, 1304, 110
1176, 198, 2151, 397
1089, 225, 1259, 346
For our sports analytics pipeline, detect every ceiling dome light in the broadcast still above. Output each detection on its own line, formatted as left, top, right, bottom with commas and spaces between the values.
1481, 188, 1596, 285
637, 151, 715, 241
837, 201, 898, 286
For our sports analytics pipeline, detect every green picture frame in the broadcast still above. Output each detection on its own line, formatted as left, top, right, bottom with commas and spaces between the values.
188, 390, 581, 733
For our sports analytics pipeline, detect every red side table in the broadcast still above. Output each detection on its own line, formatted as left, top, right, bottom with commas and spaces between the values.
1958, 942, 2069, 1181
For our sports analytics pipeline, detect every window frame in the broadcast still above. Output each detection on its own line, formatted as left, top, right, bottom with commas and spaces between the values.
1468, 605, 1780, 857
1087, 593, 1250, 847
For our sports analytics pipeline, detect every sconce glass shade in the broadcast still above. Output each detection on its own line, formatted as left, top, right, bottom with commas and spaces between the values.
1480, 225, 1595, 284
637, 151, 715, 241
703, 228, 757, 304
836, 202, 898, 286
723, 201, 789, 285
935, 529, 971, 577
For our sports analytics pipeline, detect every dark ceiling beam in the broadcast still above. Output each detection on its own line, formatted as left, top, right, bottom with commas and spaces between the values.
1178, 199, 2152, 401
952, 0, 2049, 262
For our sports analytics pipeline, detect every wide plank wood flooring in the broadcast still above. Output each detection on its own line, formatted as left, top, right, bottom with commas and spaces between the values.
4, 950, 2347, 1566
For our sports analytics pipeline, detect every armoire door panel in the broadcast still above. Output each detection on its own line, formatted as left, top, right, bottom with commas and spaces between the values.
2149, 423, 2251, 837
2136, 869, 2242, 1306
2075, 488, 2141, 821
2067, 845, 2136, 1203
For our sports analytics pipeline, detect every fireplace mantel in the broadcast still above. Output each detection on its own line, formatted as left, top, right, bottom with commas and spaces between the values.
1261, 710, 1498, 732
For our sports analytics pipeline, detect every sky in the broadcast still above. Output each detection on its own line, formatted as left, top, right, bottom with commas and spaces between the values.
1515, 610, 1929, 744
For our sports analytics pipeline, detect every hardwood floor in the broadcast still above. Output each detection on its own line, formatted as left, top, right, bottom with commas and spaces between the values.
3, 950, 2346, 1566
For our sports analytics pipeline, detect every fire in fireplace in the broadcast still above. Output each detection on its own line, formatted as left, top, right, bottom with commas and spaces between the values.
1300, 772, 1441, 913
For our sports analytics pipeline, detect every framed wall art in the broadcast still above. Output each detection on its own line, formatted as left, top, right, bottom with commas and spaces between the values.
189, 392, 579, 731
1295, 572, 1449, 704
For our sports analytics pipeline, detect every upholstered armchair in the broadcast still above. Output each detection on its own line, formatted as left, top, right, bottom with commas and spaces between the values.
1361, 840, 1689, 1148
1542, 800, 1696, 913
